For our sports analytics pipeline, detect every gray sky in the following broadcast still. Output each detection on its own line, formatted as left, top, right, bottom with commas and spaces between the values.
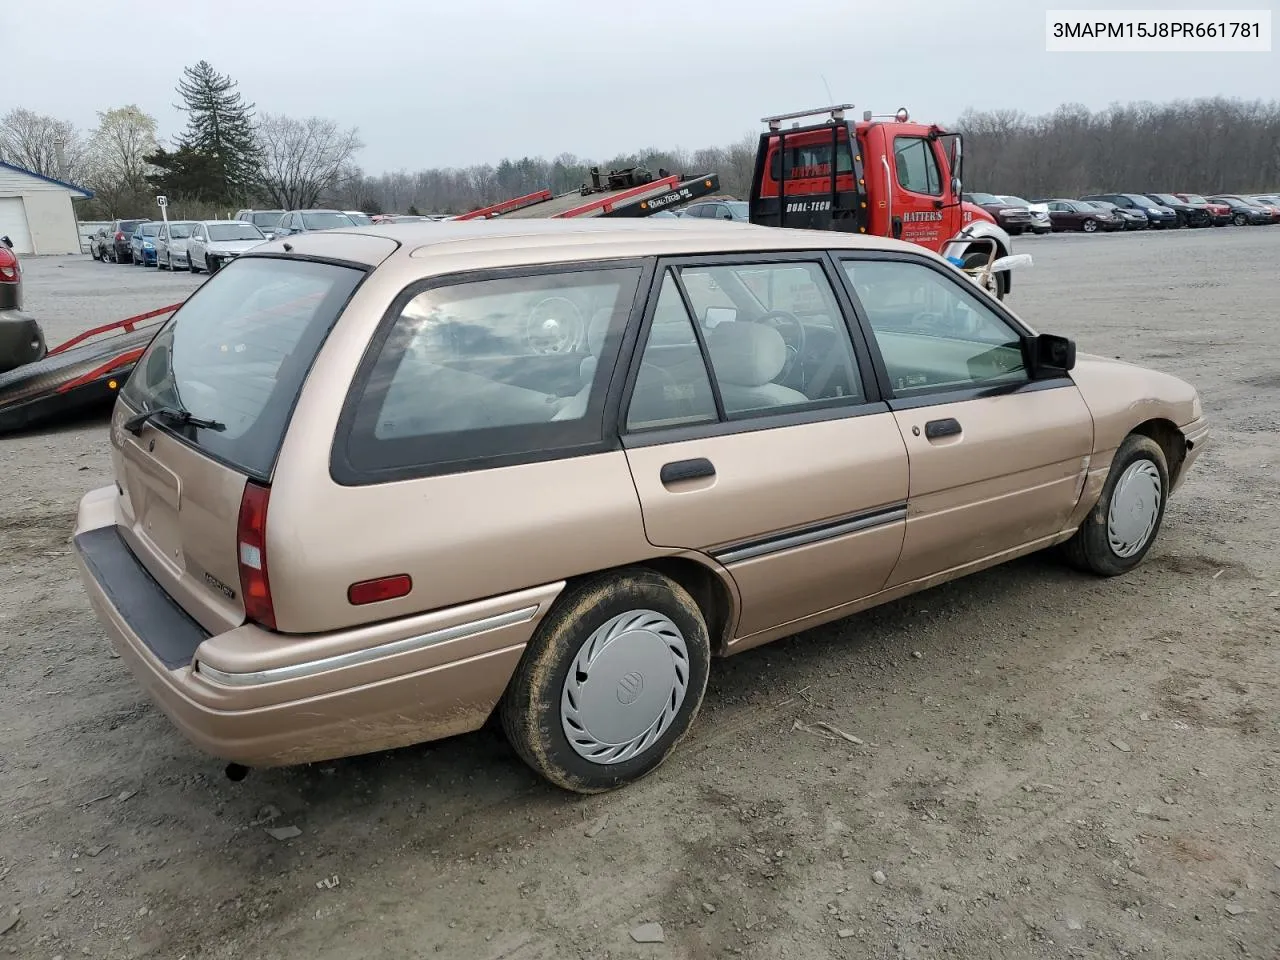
10, 0, 1278, 172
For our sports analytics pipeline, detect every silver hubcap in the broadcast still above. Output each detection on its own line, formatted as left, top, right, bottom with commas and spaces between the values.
1107, 459, 1162, 558
561, 609, 690, 765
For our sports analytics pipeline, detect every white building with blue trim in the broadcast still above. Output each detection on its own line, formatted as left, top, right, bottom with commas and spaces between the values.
0, 160, 94, 255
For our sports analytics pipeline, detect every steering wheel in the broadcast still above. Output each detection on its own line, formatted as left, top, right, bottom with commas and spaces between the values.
525, 296, 585, 355
755, 309, 806, 380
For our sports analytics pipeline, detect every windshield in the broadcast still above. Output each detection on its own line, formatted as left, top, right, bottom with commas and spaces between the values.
301, 212, 356, 230
345, 213, 374, 225
999, 196, 1030, 206
1182, 194, 1208, 203
725, 201, 748, 218
966, 192, 1001, 204
208, 223, 265, 242
1151, 194, 1181, 204
1123, 195, 1159, 206
250, 212, 283, 229
167, 223, 194, 239
119, 257, 365, 480
137, 223, 161, 237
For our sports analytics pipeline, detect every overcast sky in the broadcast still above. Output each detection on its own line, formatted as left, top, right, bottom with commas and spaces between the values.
9, 0, 1278, 172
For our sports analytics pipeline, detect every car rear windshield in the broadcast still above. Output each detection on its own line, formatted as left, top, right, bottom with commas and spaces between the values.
208, 223, 264, 241
119, 257, 365, 480
118, 220, 145, 233
301, 212, 355, 230
137, 222, 160, 237
251, 212, 284, 227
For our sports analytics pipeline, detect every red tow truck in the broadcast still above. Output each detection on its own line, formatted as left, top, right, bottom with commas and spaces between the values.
454, 166, 723, 221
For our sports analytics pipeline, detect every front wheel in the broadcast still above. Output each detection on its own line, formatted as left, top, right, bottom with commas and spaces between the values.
1062, 434, 1169, 576
500, 568, 711, 794
1233, 213, 1248, 226
1082, 218, 1098, 233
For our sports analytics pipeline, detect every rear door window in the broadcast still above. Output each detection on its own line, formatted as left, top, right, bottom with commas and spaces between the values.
336, 265, 644, 481
120, 256, 366, 479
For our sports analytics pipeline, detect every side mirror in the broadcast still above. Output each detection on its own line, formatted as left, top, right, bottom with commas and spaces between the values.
1024, 333, 1076, 377
951, 176, 962, 198
703, 306, 738, 328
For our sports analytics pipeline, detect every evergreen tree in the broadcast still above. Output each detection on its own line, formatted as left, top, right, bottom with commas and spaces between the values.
173, 60, 259, 202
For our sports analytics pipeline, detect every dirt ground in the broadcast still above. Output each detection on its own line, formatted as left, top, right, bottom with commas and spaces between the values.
2, 230, 1277, 960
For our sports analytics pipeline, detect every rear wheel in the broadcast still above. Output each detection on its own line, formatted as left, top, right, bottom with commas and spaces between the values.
500, 568, 711, 793
1062, 434, 1169, 576
1082, 218, 1098, 233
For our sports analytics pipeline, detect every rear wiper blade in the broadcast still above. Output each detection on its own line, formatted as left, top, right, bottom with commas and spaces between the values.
123, 406, 225, 435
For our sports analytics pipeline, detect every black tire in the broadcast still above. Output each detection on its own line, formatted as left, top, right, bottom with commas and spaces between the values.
1062, 434, 1169, 577
1082, 218, 1098, 233
206, 255, 217, 273
500, 567, 711, 794
960, 249, 1007, 300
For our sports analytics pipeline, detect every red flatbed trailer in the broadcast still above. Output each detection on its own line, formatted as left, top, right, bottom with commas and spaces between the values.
455, 168, 721, 221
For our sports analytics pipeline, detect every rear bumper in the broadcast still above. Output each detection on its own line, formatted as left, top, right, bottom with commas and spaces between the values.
72, 488, 561, 767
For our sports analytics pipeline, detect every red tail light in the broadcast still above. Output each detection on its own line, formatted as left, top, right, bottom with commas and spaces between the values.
115, 231, 125, 241
236, 481, 276, 630
0, 248, 15, 282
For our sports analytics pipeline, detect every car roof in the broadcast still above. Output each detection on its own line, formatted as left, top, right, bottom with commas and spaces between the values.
194, 219, 254, 225
242, 217, 937, 273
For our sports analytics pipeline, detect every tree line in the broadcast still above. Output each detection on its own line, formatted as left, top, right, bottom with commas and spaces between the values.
2, 90, 1278, 220
955, 97, 1280, 198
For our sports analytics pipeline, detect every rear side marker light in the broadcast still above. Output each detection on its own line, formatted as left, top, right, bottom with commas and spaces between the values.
348, 575, 412, 606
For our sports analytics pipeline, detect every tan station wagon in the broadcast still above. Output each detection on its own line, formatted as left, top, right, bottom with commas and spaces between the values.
73, 219, 1209, 793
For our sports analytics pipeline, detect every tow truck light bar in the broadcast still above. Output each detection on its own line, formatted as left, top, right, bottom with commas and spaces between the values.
761, 103, 856, 131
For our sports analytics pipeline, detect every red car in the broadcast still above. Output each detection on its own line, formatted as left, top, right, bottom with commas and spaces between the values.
1174, 193, 1232, 226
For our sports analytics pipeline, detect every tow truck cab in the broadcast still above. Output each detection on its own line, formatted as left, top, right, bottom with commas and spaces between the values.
748, 104, 1014, 293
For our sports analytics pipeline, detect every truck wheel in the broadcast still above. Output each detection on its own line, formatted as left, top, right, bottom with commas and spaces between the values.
500, 568, 711, 794
1062, 434, 1169, 577
961, 249, 1007, 300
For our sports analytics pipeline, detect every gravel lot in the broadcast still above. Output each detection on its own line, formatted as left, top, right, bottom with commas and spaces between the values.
2, 231, 1277, 960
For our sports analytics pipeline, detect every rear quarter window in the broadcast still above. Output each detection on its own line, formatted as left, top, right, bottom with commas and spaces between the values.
120, 256, 366, 479
334, 264, 644, 482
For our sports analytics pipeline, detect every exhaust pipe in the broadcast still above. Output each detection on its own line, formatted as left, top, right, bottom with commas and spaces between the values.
225, 763, 250, 782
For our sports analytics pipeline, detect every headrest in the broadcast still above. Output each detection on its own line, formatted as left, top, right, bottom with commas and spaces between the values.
704, 321, 786, 387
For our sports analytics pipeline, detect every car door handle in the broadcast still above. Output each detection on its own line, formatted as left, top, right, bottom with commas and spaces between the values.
660, 458, 715, 485
924, 418, 962, 439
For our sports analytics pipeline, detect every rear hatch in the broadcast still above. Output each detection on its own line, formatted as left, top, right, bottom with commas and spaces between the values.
110, 240, 393, 636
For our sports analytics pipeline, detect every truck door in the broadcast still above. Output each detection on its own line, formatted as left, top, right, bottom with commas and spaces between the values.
871, 126, 961, 254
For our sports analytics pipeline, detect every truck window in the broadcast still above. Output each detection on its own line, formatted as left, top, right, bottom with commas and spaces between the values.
769, 140, 854, 182
893, 137, 942, 197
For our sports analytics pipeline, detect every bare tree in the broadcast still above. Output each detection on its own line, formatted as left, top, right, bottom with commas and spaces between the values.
83, 106, 160, 216
0, 108, 87, 181
255, 113, 363, 209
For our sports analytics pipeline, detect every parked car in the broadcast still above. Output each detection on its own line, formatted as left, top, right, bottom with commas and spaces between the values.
1139, 193, 1213, 228
273, 209, 359, 237
233, 209, 286, 240
0, 235, 21, 312
1038, 198, 1124, 233
72, 219, 1209, 792
91, 219, 150, 263
962, 192, 1034, 235
155, 221, 196, 270
997, 196, 1052, 234
129, 222, 162, 267
372, 214, 430, 224
1244, 195, 1280, 223
1206, 195, 1274, 226
1080, 194, 1179, 229
186, 220, 267, 274
343, 210, 375, 226
1081, 199, 1148, 230
1173, 193, 1232, 226
681, 200, 749, 222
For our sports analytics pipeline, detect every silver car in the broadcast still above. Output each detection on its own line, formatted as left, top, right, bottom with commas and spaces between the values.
187, 221, 267, 274
155, 221, 196, 271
